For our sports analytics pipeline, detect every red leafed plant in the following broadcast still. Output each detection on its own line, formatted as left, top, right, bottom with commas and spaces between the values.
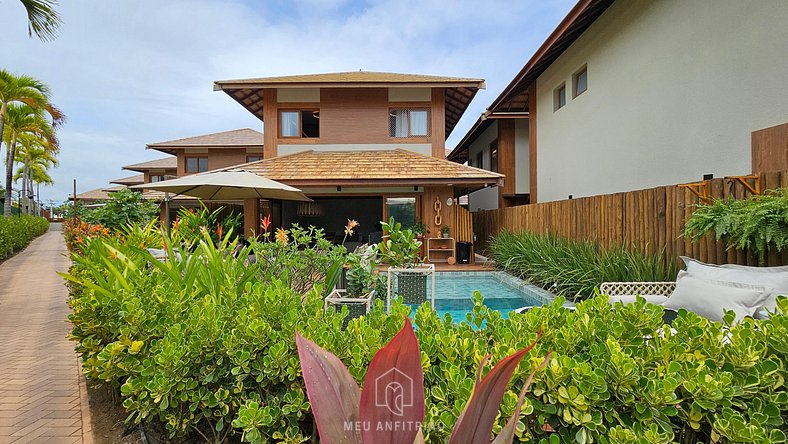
295, 318, 550, 444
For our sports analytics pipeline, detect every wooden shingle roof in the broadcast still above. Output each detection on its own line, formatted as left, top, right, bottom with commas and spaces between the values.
214, 71, 485, 138
221, 149, 503, 187
147, 128, 263, 154
72, 186, 124, 202
123, 157, 177, 172
109, 174, 145, 186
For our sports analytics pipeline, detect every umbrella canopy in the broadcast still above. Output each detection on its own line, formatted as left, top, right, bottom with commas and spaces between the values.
131, 170, 311, 201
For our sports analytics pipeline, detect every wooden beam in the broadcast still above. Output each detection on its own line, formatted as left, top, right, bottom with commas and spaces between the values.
243, 198, 259, 239
498, 119, 516, 207
262, 89, 278, 158
432, 88, 446, 158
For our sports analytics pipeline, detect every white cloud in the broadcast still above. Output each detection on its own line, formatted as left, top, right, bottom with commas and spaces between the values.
0, 0, 574, 203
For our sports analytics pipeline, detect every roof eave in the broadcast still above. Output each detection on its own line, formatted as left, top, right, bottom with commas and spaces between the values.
214, 80, 485, 91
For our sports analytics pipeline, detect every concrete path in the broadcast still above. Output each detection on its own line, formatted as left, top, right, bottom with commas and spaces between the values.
0, 228, 90, 443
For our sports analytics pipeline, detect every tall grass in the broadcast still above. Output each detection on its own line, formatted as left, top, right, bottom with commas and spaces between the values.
489, 230, 679, 298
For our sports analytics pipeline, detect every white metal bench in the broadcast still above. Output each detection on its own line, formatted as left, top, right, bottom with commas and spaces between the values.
599, 282, 676, 297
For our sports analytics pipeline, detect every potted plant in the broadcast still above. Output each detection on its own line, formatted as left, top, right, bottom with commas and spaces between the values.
441, 225, 450, 238
412, 222, 430, 239
376, 217, 435, 308
325, 247, 378, 328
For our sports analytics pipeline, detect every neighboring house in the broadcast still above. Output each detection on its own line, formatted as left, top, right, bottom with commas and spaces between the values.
212, 71, 502, 242
122, 157, 178, 183
71, 185, 125, 204
146, 128, 264, 176
109, 174, 145, 187
448, 0, 788, 209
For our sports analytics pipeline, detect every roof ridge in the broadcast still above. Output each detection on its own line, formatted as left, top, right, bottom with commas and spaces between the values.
147, 128, 263, 147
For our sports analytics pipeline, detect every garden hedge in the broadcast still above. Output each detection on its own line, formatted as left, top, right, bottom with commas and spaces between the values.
64, 226, 786, 443
0, 215, 49, 259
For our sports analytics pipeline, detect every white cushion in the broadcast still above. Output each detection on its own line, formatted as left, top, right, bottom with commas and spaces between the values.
663, 273, 772, 323
681, 257, 787, 319
608, 295, 669, 306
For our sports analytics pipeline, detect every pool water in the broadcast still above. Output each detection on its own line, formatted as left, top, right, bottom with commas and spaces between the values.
404, 272, 551, 320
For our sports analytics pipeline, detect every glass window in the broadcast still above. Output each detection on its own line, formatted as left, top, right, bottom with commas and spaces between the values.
386, 197, 417, 228
490, 140, 498, 173
300, 110, 320, 137
409, 110, 428, 136
475, 151, 484, 169
246, 155, 262, 163
574, 66, 587, 97
280, 111, 299, 137
150, 175, 165, 183
280, 110, 319, 138
390, 109, 430, 137
554, 84, 566, 111
185, 157, 208, 173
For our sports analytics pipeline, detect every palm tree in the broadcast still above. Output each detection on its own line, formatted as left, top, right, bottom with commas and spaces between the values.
18, 0, 62, 41
14, 133, 58, 214
2, 104, 56, 216
0, 71, 63, 216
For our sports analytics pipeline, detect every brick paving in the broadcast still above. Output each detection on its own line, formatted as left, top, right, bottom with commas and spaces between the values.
0, 228, 89, 443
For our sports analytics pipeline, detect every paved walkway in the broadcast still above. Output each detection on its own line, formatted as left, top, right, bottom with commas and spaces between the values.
0, 228, 90, 443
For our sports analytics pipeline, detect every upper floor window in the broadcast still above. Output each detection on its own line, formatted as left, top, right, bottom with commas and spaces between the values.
475, 151, 484, 169
150, 175, 165, 183
185, 156, 208, 173
389, 108, 430, 138
246, 155, 262, 163
573, 65, 587, 98
280, 110, 320, 138
554, 83, 566, 111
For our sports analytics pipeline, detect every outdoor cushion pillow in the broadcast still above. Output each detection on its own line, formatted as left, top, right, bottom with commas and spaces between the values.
663, 272, 772, 323
681, 257, 786, 319
608, 295, 669, 306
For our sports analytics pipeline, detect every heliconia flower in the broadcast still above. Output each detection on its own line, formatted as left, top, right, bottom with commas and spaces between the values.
217, 224, 223, 239
275, 227, 288, 245
261, 214, 272, 233
344, 219, 359, 236
174, 218, 180, 230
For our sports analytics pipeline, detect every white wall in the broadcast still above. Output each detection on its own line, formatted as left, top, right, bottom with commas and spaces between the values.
535, 0, 788, 203
467, 121, 500, 210
514, 119, 530, 195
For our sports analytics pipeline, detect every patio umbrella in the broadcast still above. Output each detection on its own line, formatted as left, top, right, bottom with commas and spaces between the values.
130, 170, 311, 202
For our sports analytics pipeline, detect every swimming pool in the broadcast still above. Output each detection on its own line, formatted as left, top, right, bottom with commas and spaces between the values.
406, 271, 554, 320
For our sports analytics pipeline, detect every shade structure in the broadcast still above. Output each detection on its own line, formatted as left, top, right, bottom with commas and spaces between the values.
131, 170, 311, 202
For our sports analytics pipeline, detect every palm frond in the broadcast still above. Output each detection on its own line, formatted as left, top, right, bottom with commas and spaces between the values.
19, 0, 62, 41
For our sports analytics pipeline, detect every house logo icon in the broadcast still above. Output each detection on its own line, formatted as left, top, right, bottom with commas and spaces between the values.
374, 368, 413, 416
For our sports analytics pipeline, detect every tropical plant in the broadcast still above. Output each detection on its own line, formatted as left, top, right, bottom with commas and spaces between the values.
489, 230, 679, 298
684, 189, 788, 263
296, 317, 550, 444
174, 204, 243, 247
0, 71, 63, 216
0, 214, 47, 257
14, 132, 58, 213
16, 0, 62, 41
377, 217, 423, 267
64, 222, 788, 443
80, 188, 159, 230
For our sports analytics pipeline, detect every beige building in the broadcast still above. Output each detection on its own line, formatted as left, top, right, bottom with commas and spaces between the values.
450, 0, 788, 208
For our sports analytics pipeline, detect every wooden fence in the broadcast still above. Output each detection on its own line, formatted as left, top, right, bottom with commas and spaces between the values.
473, 171, 788, 267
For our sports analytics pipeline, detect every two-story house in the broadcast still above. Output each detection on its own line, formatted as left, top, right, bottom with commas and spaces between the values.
146, 128, 264, 176
212, 71, 503, 242
449, 0, 788, 210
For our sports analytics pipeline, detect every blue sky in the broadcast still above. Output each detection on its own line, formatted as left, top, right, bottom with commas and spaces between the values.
1, 0, 574, 204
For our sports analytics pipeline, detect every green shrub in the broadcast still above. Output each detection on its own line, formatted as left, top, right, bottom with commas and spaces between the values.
0, 215, 49, 258
65, 224, 786, 443
684, 188, 788, 263
82, 188, 159, 229
489, 230, 679, 298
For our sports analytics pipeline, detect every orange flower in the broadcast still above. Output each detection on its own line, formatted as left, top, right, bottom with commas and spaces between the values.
261, 214, 272, 233
345, 219, 359, 237
275, 228, 288, 245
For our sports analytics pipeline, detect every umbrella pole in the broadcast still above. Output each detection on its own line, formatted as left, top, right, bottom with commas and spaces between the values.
164, 192, 171, 233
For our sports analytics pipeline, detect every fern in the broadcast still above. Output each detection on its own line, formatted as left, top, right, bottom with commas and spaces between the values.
684, 188, 788, 263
